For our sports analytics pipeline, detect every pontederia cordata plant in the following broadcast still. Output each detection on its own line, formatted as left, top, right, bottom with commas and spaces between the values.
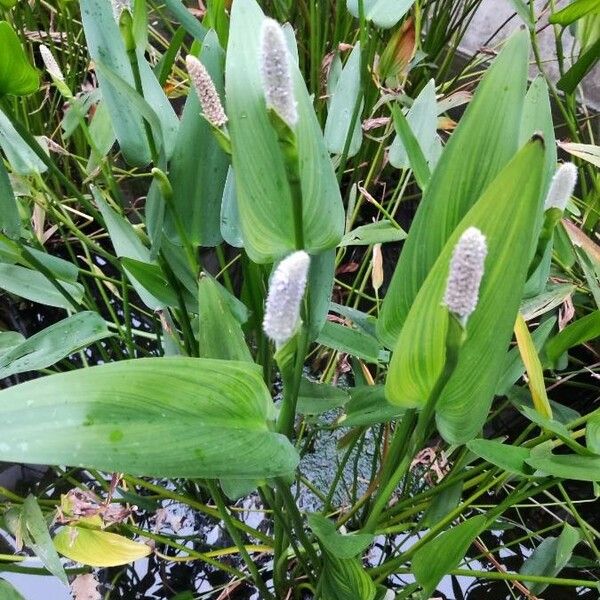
0, 0, 598, 597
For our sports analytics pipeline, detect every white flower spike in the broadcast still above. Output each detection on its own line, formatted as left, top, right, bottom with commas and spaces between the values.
544, 162, 578, 212
443, 227, 487, 324
260, 18, 298, 127
263, 251, 310, 346
185, 55, 228, 128
39, 45, 64, 83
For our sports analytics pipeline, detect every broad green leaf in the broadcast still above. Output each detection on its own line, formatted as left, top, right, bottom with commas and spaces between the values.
318, 552, 376, 600
0, 264, 83, 310
54, 524, 150, 567
220, 167, 243, 247
308, 513, 373, 559
324, 43, 363, 157
0, 21, 39, 96
317, 321, 384, 363
550, 0, 600, 26
526, 453, 600, 481
514, 313, 552, 419
307, 249, 336, 341
22, 495, 68, 584
166, 30, 228, 246
0, 109, 48, 174
586, 413, 600, 454
508, 386, 581, 425
389, 79, 441, 170
544, 310, 600, 365
0, 357, 299, 479
340, 221, 407, 246
197, 274, 252, 362
412, 515, 487, 596
421, 481, 463, 528
346, 0, 416, 29
386, 139, 545, 444
0, 331, 24, 352
466, 439, 531, 475
520, 283, 575, 321
162, 0, 207, 41
0, 580, 25, 600
297, 379, 349, 415
388, 102, 430, 189
0, 159, 19, 238
557, 36, 600, 94
226, 0, 344, 263
496, 316, 556, 396
86, 101, 116, 173
338, 385, 404, 428
79, 0, 151, 166
0, 312, 111, 378
94, 189, 163, 310
520, 524, 580, 594
378, 30, 529, 348
519, 77, 557, 199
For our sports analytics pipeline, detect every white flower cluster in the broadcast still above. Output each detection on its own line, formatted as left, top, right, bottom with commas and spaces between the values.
39, 45, 64, 82
443, 227, 487, 323
260, 18, 298, 127
544, 162, 577, 212
263, 251, 310, 346
185, 55, 228, 128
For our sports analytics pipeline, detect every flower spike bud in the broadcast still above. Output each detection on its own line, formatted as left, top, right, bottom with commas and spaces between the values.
111, 0, 131, 21
186, 55, 228, 128
39, 45, 64, 83
544, 162, 578, 212
260, 18, 298, 127
263, 251, 310, 346
443, 227, 487, 324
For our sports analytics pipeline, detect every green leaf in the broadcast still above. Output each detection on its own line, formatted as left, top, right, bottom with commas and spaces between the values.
338, 385, 404, 428
519, 524, 580, 594
307, 249, 336, 341
79, 0, 151, 166
220, 167, 243, 247
388, 102, 430, 190
346, 0, 416, 29
162, 0, 207, 41
340, 221, 407, 246
389, 79, 441, 171
544, 310, 600, 366
526, 453, 600, 481
0, 264, 83, 310
557, 36, 600, 94
317, 321, 384, 364
226, 0, 344, 262
412, 515, 487, 596
507, 0, 535, 27
165, 30, 228, 246
520, 284, 575, 321
586, 413, 600, 454
550, 0, 600, 26
23, 495, 68, 584
0, 21, 39, 96
308, 513, 373, 559
558, 142, 600, 167
0, 312, 111, 378
0, 580, 25, 600
0, 159, 20, 238
54, 523, 151, 567
318, 552, 376, 600
297, 379, 350, 415
466, 439, 531, 475
378, 30, 529, 348
421, 481, 463, 528
386, 139, 545, 444
324, 43, 363, 157
197, 274, 252, 362
0, 109, 48, 174
0, 357, 299, 479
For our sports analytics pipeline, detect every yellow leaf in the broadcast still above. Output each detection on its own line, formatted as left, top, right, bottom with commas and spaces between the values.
514, 313, 553, 419
54, 526, 151, 567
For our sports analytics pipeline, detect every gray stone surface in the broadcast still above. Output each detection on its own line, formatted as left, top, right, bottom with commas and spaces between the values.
459, 0, 599, 110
